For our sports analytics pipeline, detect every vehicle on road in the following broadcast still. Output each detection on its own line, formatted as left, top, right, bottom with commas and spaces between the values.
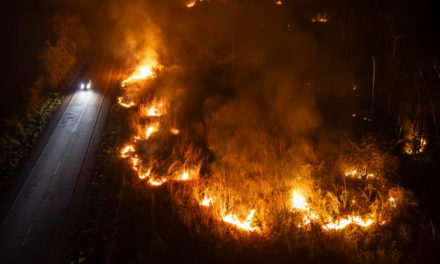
80, 79, 92, 90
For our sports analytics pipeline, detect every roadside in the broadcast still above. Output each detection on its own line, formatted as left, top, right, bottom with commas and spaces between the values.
0, 65, 85, 221
0, 64, 112, 263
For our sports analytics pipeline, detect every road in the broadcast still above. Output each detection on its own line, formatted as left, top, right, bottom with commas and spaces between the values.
0, 65, 116, 263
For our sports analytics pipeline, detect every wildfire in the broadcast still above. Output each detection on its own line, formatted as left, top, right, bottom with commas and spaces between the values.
345, 168, 375, 180
118, 97, 136, 108
222, 209, 260, 232
170, 128, 180, 135
140, 98, 168, 117
186, 0, 197, 8
200, 196, 213, 207
131, 156, 140, 171
311, 12, 328, 23
175, 168, 198, 181
323, 215, 374, 230
121, 145, 135, 158
291, 191, 309, 211
142, 122, 160, 140
420, 138, 427, 153
121, 65, 156, 88
139, 169, 151, 180
149, 177, 167, 186
404, 137, 427, 155
389, 197, 397, 207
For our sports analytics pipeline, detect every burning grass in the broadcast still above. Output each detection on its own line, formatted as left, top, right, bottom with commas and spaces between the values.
114, 61, 412, 243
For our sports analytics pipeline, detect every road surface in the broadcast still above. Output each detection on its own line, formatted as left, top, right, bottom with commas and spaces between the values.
0, 65, 116, 263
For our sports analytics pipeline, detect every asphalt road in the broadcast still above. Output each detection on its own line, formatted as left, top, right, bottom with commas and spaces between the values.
0, 65, 116, 263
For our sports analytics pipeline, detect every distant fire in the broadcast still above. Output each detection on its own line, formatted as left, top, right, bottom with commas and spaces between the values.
170, 128, 180, 135
186, 0, 196, 8
311, 12, 328, 23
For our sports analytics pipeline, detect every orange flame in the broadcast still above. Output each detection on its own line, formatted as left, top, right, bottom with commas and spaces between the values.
186, 0, 196, 8
118, 97, 136, 108
200, 196, 213, 207
149, 178, 167, 186
121, 145, 135, 158
222, 209, 260, 232
121, 65, 156, 88
323, 215, 374, 230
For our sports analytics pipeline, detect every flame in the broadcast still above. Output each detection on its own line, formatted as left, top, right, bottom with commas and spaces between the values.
344, 168, 375, 180
276, 1, 282, 6
200, 196, 213, 207
419, 138, 427, 153
389, 197, 397, 207
139, 169, 151, 180
222, 209, 259, 232
149, 178, 167, 186
291, 191, 308, 211
131, 156, 140, 171
176, 168, 198, 181
301, 212, 318, 226
118, 97, 136, 108
121, 145, 135, 158
140, 122, 160, 140
186, 0, 196, 8
170, 128, 180, 135
140, 98, 168, 117
311, 12, 328, 23
323, 215, 374, 230
345, 169, 358, 178
121, 65, 156, 88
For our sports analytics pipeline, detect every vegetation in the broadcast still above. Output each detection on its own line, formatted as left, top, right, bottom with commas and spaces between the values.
73, 97, 439, 264
0, 93, 62, 186
0, 13, 88, 187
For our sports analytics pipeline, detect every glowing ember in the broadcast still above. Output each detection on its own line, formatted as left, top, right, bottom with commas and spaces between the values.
323, 215, 374, 230
222, 209, 259, 232
120, 145, 135, 158
276, 1, 282, 6
291, 191, 308, 211
200, 196, 213, 207
118, 97, 136, 108
149, 178, 167, 186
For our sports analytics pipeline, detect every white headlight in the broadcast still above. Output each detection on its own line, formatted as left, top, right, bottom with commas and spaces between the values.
80, 83, 84, 89
87, 83, 91, 89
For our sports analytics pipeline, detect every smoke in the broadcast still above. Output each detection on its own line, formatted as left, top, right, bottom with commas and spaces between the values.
64, 0, 404, 232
